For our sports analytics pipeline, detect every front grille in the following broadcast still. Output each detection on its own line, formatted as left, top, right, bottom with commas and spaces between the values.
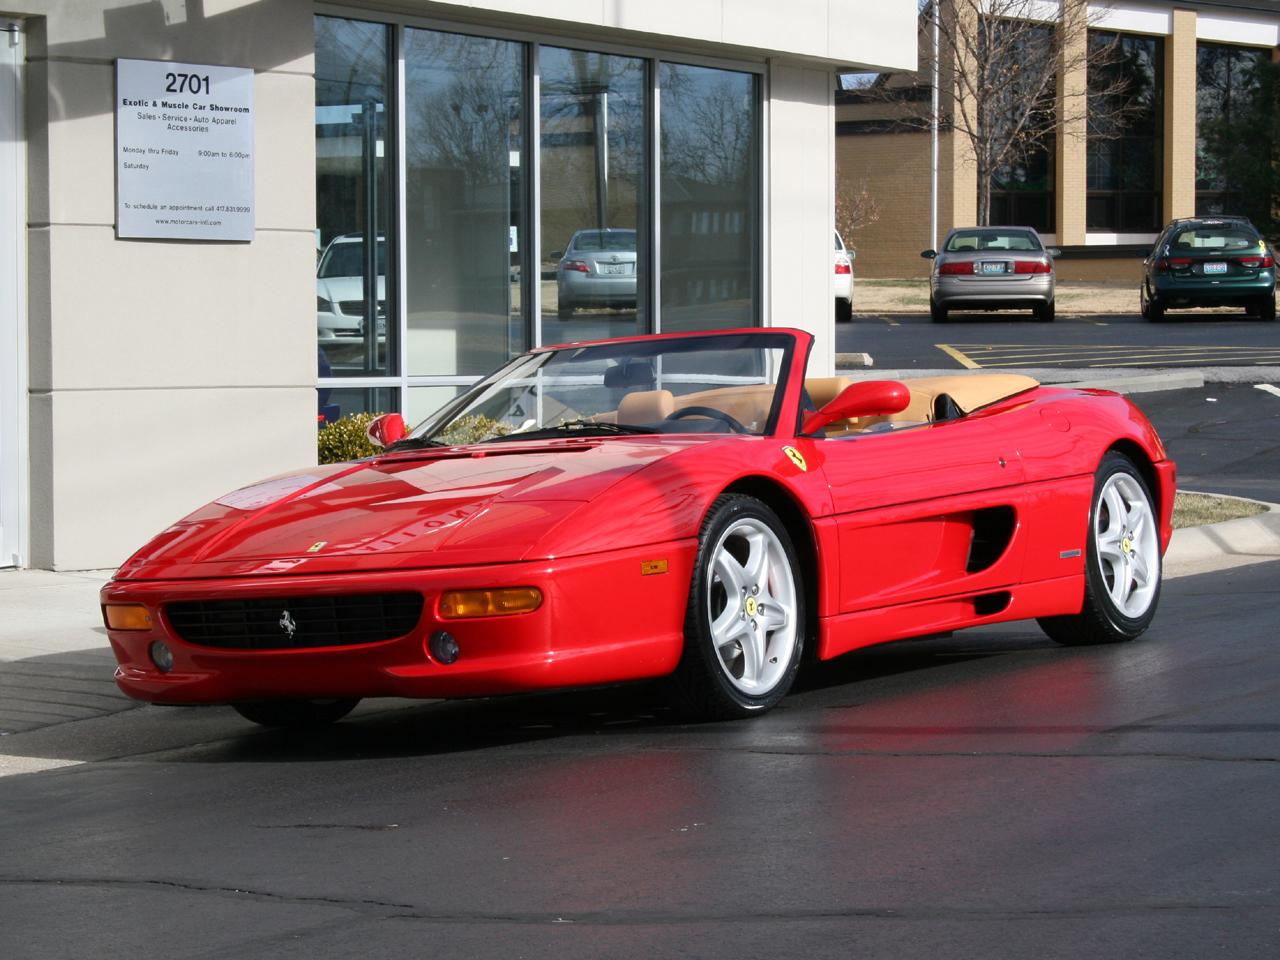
165, 593, 424, 650
337, 300, 385, 317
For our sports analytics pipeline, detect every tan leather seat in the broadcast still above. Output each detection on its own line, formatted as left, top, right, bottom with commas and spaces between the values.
618, 389, 675, 425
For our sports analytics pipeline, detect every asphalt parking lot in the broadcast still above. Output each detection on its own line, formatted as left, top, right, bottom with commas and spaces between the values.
840, 311, 1280, 371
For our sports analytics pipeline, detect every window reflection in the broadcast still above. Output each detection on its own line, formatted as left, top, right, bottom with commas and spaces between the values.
405, 29, 526, 377
660, 63, 759, 331
541, 47, 647, 344
315, 17, 395, 376
1196, 43, 1268, 216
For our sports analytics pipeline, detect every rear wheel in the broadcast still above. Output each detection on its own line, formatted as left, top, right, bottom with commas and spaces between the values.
669, 495, 804, 720
1255, 294, 1276, 321
1142, 286, 1165, 322
1034, 300, 1055, 322
557, 301, 574, 319
835, 298, 853, 323
233, 698, 360, 728
929, 297, 948, 323
1038, 452, 1161, 646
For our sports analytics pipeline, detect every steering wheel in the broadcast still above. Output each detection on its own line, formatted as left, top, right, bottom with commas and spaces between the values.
664, 406, 750, 434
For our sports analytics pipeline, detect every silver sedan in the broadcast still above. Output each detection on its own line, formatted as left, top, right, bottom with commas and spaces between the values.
923, 227, 1059, 322
553, 228, 637, 319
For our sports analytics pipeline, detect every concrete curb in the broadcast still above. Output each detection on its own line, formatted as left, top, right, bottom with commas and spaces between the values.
1164, 497, 1280, 576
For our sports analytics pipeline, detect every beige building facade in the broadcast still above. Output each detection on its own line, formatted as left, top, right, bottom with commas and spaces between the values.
0, 1, 916, 570
839, 0, 1280, 281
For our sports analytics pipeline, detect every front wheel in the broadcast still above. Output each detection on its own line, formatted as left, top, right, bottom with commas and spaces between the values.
1038, 452, 1162, 645
233, 698, 360, 728
669, 495, 805, 720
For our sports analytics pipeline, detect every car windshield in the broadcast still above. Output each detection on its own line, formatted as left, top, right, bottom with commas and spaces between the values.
403, 333, 794, 445
571, 230, 636, 252
945, 229, 1041, 253
318, 238, 388, 278
1170, 225, 1261, 252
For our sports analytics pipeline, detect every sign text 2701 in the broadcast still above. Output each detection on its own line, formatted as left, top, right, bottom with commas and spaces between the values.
165, 72, 211, 95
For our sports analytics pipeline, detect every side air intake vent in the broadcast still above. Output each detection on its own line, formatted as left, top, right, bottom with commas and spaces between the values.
966, 506, 1016, 573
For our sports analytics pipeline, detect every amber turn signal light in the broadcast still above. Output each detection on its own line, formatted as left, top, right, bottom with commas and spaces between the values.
438, 587, 542, 619
103, 604, 154, 631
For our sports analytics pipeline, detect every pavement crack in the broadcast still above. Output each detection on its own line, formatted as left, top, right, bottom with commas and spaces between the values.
0, 875, 414, 912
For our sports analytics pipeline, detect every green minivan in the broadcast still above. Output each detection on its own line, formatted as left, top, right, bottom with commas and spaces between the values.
1140, 217, 1276, 321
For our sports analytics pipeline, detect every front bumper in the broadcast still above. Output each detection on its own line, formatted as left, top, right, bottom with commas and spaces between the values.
103, 542, 695, 705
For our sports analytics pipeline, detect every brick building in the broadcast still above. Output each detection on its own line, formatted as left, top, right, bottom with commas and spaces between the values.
838, 0, 1280, 281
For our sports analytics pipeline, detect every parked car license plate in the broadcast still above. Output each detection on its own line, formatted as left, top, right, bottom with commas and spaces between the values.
599, 263, 630, 275
979, 261, 1007, 275
1203, 261, 1228, 275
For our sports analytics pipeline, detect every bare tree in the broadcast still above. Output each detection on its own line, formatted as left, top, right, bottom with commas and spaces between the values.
835, 179, 882, 247
848, 0, 1136, 226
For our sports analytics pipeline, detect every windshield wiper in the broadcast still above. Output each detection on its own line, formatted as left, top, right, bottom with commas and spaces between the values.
385, 436, 448, 452
480, 420, 658, 442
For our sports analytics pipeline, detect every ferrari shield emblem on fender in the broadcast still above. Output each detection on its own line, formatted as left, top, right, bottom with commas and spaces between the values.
307, 540, 327, 553
782, 446, 807, 472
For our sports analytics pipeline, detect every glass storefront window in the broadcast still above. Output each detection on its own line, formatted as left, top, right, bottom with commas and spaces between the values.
660, 63, 759, 332
405, 29, 526, 378
315, 17, 396, 378
540, 47, 648, 344
315, 17, 764, 420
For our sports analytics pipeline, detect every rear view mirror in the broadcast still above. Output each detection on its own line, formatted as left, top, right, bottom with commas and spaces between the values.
366, 412, 407, 449
547, 250, 564, 261
802, 380, 910, 434
1045, 247, 1061, 258
921, 249, 937, 259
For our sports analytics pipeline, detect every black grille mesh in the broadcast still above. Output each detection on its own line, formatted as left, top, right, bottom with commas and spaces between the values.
165, 593, 423, 650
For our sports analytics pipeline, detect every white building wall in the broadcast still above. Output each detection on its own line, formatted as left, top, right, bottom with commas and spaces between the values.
767, 60, 838, 377
17, 0, 318, 569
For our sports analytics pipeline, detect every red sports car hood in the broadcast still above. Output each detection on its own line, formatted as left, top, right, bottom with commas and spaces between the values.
115, 438, 696, 580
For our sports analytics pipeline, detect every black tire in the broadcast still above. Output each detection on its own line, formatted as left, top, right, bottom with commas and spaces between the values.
1146, 294, 1165, 322
835, 298, 853, 323
557, 301, 574, 319
1038, 452, 1162, 646
1034, 300, 1055, 322
233, 698, 360, 728
1256, 294, 1276, 321
929, 297, 948, 323
668, 494, 805, 720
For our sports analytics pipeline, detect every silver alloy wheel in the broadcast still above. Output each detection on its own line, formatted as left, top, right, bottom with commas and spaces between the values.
1095, 472, 1160, 619
706, 517, 799, 694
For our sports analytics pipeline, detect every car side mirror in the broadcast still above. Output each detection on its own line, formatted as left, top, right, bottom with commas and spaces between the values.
1045, 247, 1061, 258
848, 249, 857, 260
802, 380, 911, 434
547, 250, 564, 261
366, 412, 407, 449
921, 249, 937, 259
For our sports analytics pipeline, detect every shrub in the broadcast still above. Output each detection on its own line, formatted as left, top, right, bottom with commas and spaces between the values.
317, 412, 382, 464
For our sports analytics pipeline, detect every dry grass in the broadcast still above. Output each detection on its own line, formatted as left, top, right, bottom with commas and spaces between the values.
1172, 492, 1269, 529
856, 279, 1137, 314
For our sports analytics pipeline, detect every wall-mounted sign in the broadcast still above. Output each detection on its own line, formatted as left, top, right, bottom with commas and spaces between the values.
116, 58, 254, 241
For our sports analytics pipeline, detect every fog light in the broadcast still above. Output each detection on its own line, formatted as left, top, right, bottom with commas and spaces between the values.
428, 630, 460, 665
103, 603, 153, 631
149, 641, 174, 673
438, 587, 542, 619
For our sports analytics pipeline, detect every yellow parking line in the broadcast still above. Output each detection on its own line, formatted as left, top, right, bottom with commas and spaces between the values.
935, 344, 980, 369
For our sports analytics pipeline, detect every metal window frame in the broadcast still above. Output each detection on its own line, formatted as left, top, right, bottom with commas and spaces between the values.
1, 20, 27, 567
315, 4, 769, 416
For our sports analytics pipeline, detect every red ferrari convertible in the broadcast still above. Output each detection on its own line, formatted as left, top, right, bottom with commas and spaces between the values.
102, 328, 1175, 726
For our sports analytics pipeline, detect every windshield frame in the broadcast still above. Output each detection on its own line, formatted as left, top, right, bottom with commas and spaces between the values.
405, 330, 801, 445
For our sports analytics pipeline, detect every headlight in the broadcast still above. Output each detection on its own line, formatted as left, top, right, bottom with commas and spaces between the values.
317, 295, 333, 312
